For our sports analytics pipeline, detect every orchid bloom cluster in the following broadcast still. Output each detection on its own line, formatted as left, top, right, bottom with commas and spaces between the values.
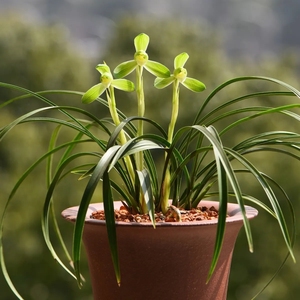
82, 33, 206, 215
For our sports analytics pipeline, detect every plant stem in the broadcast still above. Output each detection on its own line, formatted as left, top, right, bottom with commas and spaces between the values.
168, 80, 180, 144
136, 65, 145, 169
136, 65, 148, 213
107, 86, 135, 184
161, 80, 180, 214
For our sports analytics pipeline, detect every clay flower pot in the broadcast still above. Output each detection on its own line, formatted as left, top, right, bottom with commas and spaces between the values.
62, 201, 258, 300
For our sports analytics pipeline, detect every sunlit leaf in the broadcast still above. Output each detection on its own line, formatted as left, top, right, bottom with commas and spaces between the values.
182, 77, 206, 92
113, 60, 136, 78
206, 126, 228, 281
137, 169, 156, 227
134, 33, 149, 52
145, 60, 170, 78
81, 83, 106, 104
109, 139, 163, 171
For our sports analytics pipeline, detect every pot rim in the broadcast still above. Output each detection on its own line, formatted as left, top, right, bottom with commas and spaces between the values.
61, 200, 258, 227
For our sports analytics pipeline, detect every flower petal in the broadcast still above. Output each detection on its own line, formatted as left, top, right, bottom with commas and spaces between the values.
134, 33, 149, 52
154, 76, 175, 89
111, 79, 135, 92
145, 60, 171, 78
82, 83, 107, 104
174, 52, 189, 69
181, 77, 206, 92
96, 63, 111, 75
113, 60, 136, 78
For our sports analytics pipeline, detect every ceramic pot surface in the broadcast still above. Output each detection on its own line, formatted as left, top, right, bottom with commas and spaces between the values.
62, 201, 258, 300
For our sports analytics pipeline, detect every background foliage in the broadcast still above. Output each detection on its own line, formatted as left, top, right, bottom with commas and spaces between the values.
1, 13, 300, 300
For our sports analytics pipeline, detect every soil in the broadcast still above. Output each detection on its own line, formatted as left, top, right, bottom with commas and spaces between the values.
90, 205, 219, 223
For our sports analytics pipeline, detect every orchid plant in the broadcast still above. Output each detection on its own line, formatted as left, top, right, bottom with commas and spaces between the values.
1, 33, 300, 299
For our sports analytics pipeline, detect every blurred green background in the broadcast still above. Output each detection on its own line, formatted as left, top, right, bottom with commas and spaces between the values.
1, 4, 300, 300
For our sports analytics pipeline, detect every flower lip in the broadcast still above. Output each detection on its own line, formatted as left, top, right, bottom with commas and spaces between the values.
101, 72, 113, 86
134, 50, 149, 66
174, 67, 187, 82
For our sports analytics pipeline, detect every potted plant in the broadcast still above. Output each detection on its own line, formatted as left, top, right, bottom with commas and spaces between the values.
0, 33, 299, 299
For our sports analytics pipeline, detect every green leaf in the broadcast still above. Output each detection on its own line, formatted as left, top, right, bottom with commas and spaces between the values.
134, 33, 149, 52
189, 125, 253, 250
42, 153, 98, 287
182, 77, 206, 92
226, 148, 296, 261
82, 83, 106, 104
96, 63, 111, 74
73, 146, 121, 284
103, 171, 121, 285
206, 126, 228, 282
154, 76, 174, 89
0, 244, 24, 299
174, 52, 189, 69
111, 79, 135, 92
109, 139, 163, 171
145, 60, 171, 78
113, 60, 136, 78
136, 169, 156, 227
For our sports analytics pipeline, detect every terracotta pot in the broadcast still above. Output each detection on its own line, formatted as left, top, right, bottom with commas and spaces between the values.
62, 201, 258, 300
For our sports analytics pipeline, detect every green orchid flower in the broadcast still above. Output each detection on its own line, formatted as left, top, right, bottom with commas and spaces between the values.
82, 63, 135, 104
154, 52, 206, 92
113, 33, 170, 79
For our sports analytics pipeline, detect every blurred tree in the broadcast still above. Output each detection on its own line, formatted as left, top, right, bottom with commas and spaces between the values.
0, 13, 94, 114
0, 13, 94, 300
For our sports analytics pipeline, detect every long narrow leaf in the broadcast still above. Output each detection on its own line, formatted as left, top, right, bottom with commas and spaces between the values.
72, 145, 120, 283
206, 127, 228, 281
189, 125, 253, 251
0, 240, 24, 299
194, 76, 300, 124
225, 148, 295, 261
42, 153, 101, 283
102, 171, 121, 285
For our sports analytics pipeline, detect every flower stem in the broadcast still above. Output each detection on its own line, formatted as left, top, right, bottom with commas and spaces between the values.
136, 65, 145, 168
168, 80, 180, 144
107, 86, 136, 185
161, 80, 180, 214
136, 65, 148, 213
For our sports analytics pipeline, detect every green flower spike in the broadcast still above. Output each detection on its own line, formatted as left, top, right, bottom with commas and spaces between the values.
154, 52, 206, 92
81, 63, 136, 186
157, 52, 206, 215
113, 33, 170, 79
82, 63, 135, 104
113, 33, 170, 215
